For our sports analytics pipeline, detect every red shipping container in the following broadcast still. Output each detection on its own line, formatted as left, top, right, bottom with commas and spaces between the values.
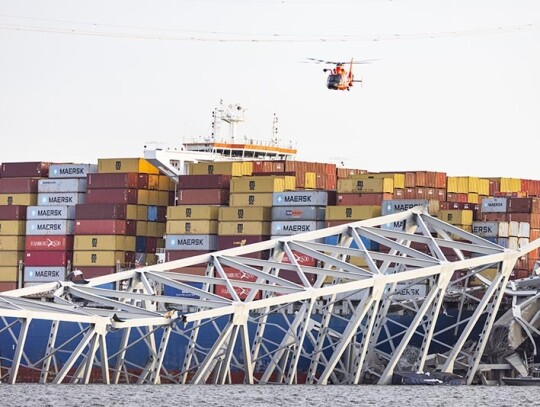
214, 284, 261, 300
0, 178, 39, 193
25, 235, 74, 251
86, 188, 139, 204
217, 235, 270, 260
446, 192, 468, 203
336, 193, 391, 206
157, 206, 167, 222
282, 251, 317, 266
166, 250, 211, 267
507, 197, 540, 214
178, 174, 231, 190
146, 237, 157, 253
177, 188, 229, 205
24, 250, 72, 266
75, 203, 128, 220
403, 188, 417, 199
87, 173, 147, 189
74, 219, 137, 235
214, 266, 261, 300
0, 162, 50, 178
75, 266, 117, 279
0, 282, 18, 292
0, 205, 27, 220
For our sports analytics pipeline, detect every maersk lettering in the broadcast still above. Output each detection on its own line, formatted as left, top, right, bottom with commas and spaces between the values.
178, 238, 204, 246
284, 195, 312, 203
59, 168, 84, 175
36, 224, 62, 231
392, 203, 418, 211
283, 224, 311, 232
48, 196, 73, 204
37, 209, 63, 217
487, 202, 503, 207
472, 225, 493, 234
34, 270, 60, 278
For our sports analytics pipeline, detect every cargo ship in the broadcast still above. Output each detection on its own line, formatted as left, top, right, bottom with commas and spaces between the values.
0, 101, 539, 385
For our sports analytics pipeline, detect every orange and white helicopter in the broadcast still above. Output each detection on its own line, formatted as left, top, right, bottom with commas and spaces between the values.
306, 57, 375, 91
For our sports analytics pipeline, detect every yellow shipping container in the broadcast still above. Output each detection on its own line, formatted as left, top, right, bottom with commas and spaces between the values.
0, 236, 25, 251
499, 177, 522, 193
147, 190, 160, 206
156, 238, 165, 249
305, 172, 316, 190
167, 205, 220, 220
337, 178, 393, 194
157, 223, 166, 237
325, 205, 381, 221
166, 220, 218, 235
348, 255, 368, 267
231, 176, 285, 193
0, 193, 37, 206
229, 193, 274, 207
0, 266, 19, 282
74, 235, 136, 251
147, 222, 158, 237
188, 161, 249, 176
158, 175, 175, 191
0, 220, 26, 236
219, 206, 272, 221
137, 205, 147, 221
218, 221, 271, 236
136, 221, 148, 236
478, 179, 490, 196
0, 251, 24, 266
137, 189, 149, 206
467, 193, 479, 204
97, 158, 159, 174
73, 251, 129, 267
352, 173, 405, 189
158, 191, 170, 206
438, 210, 473, 226
470, 268, 498, 287
145, 253, 158, 265
148, 174, 160, 190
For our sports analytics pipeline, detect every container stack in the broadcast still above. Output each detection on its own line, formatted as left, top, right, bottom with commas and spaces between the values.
0, 162, 51, 291
73, 158, 165, 279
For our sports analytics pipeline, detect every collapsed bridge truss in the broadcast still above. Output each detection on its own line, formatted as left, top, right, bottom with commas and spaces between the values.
1, 206, 540, 385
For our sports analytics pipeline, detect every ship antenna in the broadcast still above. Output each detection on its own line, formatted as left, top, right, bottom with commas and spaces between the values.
272, 113, 279, 145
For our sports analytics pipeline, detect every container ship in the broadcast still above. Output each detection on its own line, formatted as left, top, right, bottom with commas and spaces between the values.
0, 102, 539, 385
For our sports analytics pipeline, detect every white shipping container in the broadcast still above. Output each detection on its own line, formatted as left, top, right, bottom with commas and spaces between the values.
165, 234, 218, 251
271, 221, 325, 236
272, 191, 328, 207
392, 282, 428, 300
38, 178, 87, 193
481, 197, 508, 213
26, 220, 75, 235
38, 192, 86, 206
471, 221, 500, 238
27, 205, 76, 220
49, 163, 97, 178
24, 266, 67, 282
381, 199, 429, 215
519, 222, 531, 238
271, 206, 326, 221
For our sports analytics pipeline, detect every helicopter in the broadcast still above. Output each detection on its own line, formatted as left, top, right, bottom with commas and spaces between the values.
306, 57, 374, 91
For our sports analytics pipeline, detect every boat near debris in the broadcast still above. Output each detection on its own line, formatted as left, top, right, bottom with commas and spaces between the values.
392, 371, 465, 385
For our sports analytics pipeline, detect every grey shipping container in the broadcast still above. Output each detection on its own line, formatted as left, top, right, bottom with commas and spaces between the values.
272, 191, 328, 207
471, 221, 501, 238
271, 221, 325, 236
27, 205, 76, 220
271, 206, 326, 221
26, 219, 75, 235
38, 178, 87, 193
481, 197, 508, 213
381, 199, 429, 215
165, 234, 218, 251
48, 163, 98, 179
24, 266, 67, 282
38, 192, 86, 206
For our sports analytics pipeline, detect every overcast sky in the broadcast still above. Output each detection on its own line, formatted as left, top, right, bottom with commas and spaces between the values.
1, 0, 539, 179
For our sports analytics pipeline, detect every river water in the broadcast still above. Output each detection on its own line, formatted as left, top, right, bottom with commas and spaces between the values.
0, 384, 532, 407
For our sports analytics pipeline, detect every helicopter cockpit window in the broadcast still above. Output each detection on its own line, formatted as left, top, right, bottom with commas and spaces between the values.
327, 75, 341, 89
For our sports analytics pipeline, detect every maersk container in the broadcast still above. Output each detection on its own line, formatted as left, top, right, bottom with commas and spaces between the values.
165, 234, 218, 251
271, 206, 326, 221
272, 191, 328, 207
24, 266, 67, 283
481, 197, 508, 213
38, 178, 87, 193
48, 163, 97, 179
27, 205, 76, 220
25, 235, 74, 251
26, 220, 74, 235
38, 192, 85, 206
271, 221, 325, 236
163, 282, 205, 299
471, 221, 502, 238
381, 199, 430, 215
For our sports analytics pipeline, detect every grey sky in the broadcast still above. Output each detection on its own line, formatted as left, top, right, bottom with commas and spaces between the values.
1, 0, 539, 178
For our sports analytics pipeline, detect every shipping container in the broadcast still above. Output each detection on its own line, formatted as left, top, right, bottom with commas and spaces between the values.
75, 266, 117, 279
177, 174, 231, 190
0, 193, 37, 206
24, 266, 67, 282
188, 161, 250, 176
272, 191, 329, 207
325, 205, 381, 221
481, 197, 508, 213
97, 158, 159, 174
38, 178, 87, 193
25, 235, 74, 251
336, 193, 392, 206
26, 220, 74, 235
271, 221, 325, 236
165, 234, 218, 251
27, 205, 76, 220
163, 282, 205, 299
271, 206, 326, 221
74, 235, 136, 251
75, 203, 128, 220
167, 205, 220, 221
337, 177, 393, 194
0, 235, 25, 251
230, 176, 290, 193
85, 188, 138, 205
24, 251, 72, 267
0, 267, 19, 282
219, 206, 272, 222
48, 163, 97, 178
177, 189, 230, 205
507, 197, 540, 214
38, 192, 85, 206
229, 193, 273, 207
0, 220, 26, 235
471, 222, 503, 238
0, 205, 27, 220
0, 162, 50, 178
166, 220, 218, 235
73, 250, 135, 267
87, 172, 144, 189
218, 221, 271, 236
74, 219, 136, 235
0, 250, 24, 266
0, 282, 18, 291
217, 235, 270, 250
0, 178, 39, 193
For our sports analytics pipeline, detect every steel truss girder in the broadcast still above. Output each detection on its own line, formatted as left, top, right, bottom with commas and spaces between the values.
1, 208, 540, 385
